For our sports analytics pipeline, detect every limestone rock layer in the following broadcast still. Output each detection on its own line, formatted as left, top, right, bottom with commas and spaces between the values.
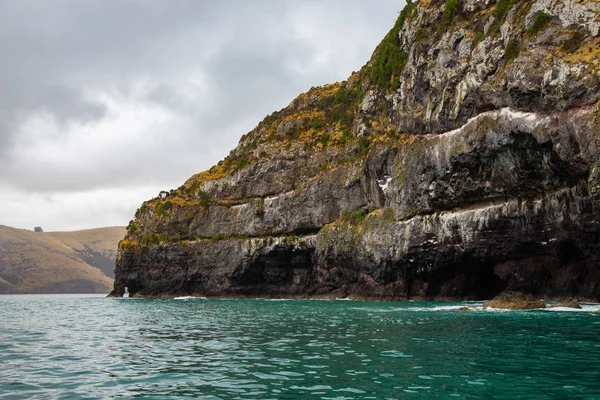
112, 0, 600, 300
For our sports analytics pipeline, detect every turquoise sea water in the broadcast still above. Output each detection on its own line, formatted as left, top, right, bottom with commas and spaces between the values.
1, 295, 599, 399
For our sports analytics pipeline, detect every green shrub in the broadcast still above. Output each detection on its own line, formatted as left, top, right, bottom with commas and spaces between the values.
473, 30, 485, 47
443, 0, 460, 26
489, 0, 515, 35
357, 136, 371, 156
372, 41, 408, 91
313, 85, 363, 138
341, 209, 369, 225
331, 87, 360, 131
135, 202, 147, 218
127, 222, 137, 234
494, 0, 515, 22
528, 12, 551, 35
140, 234, 160, 246
318, 133, 331, 147
213, 233, 230, 241
339, 127, 353, 146
504, 39, 520, 63
283, 234, 296, 246
312, 119, 325, 130
370, 2, 412, 91
236, 156, 249, 170
156, 200, 173, 216
197, 190, 211, 210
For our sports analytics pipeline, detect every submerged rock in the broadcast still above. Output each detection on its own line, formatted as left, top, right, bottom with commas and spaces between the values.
483, 293, 547, 310
111, 0, 600, 300
549, 298, 582, 309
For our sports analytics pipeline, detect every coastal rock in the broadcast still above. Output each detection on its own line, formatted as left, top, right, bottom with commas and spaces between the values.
482, 293, 547, 310
111, 0, 600, 300
549, 298, 582, 309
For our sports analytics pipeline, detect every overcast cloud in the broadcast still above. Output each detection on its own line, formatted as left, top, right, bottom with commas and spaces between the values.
0, 0, 404, 231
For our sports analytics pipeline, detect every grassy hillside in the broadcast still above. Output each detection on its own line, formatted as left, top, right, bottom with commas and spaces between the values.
0, 225, 125, 294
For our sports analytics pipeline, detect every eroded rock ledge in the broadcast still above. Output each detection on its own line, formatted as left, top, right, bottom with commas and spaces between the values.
112, 104, 600, 300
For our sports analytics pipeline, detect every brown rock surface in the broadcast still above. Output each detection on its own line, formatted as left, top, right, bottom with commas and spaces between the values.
483, 293, 547, 310
549, 298, 582, 309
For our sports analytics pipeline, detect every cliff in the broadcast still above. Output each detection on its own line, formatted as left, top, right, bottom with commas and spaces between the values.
112, 0, 600, 300
0, 225, 124, 294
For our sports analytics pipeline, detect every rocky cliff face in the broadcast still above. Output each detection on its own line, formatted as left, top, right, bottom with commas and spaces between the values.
111, 0, 600, 300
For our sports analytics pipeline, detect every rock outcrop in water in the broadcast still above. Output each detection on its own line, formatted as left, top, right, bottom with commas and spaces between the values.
549, 298, 582, 308
111, 0, 600, 300
482, 292, 547, 309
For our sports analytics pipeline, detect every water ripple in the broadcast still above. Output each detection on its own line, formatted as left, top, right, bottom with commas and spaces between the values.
1, 295, 599, 399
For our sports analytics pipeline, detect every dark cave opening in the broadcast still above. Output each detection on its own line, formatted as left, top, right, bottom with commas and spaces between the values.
424, 262, 507, 300
233, 246, 314, 287
559, 241, 581, 266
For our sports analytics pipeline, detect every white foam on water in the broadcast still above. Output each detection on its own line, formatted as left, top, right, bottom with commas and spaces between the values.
481, 307, 597, 313
263, 299, 293, 301
335, 387, 366, 394
381, 350, 413, 358
349, 307, 408, 313
173, 296, 207, 300
482, 307, 527, 312
467, 381, 486, 386
401, 307, 436, 312
348, 304, 487, 313
543, 304, 600, 313
433, 305, 480, 311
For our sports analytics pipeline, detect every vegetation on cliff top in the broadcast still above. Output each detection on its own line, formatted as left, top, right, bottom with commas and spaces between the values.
367, 0, 412, 91
172, 1, 419, 201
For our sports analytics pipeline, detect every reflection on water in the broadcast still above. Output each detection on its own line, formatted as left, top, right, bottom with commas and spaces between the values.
1, 294, 599, 399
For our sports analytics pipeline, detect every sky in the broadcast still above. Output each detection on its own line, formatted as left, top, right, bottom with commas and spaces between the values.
0, 0, 404, 232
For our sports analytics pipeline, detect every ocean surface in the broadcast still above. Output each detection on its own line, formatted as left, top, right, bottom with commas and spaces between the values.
1, 295, 599, 399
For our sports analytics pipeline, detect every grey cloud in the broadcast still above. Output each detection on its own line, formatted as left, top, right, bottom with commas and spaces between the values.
0, 0, 403, 227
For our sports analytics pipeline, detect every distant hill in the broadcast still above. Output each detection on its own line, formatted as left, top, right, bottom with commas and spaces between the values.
0, 225, 125, 294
